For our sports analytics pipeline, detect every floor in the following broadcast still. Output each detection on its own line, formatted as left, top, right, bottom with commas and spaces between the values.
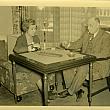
0, 78, 110, 107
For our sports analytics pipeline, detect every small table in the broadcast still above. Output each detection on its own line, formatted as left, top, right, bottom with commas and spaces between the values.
9, 49, 96, 106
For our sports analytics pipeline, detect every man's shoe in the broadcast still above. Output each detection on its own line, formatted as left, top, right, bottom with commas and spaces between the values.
76, 89, 84, 102
58, 89, 71, 98
48, 91, 57, 100
83, 80, 89, 87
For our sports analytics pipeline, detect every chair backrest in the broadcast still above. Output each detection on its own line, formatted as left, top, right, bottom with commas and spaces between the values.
8, 34, 19, 56
89, 29, 110, 81
0, 34, 8, 61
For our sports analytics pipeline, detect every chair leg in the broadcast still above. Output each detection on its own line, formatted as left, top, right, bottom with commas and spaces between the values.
106, 76, 110, 92
17, 96, 22, 102
14, 95, 22, 103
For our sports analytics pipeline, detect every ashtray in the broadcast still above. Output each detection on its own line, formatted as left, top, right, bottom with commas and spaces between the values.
67, 52, 75, 57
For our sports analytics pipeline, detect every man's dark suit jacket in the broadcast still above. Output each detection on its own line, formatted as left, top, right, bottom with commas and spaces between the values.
68, 29, 110, 80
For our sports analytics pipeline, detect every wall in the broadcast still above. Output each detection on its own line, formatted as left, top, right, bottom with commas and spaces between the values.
0, 6, 13, 56
0, 6, 13, 36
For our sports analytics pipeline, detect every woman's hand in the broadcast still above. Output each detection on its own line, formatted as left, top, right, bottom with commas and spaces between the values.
28, 43, 41, 52
28, 45, 35, 52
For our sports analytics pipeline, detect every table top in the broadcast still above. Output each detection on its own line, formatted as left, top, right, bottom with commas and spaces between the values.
20, 49, 85, 64
9, 49, 96, 74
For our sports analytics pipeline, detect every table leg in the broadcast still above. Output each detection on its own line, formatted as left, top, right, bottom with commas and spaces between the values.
88, 63, 93, 106
61, 71, 66, 89
43, 74, 48, 106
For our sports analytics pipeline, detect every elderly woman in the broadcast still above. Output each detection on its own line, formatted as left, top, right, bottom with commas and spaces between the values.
13, 19, 40, 53
13, 19, 57, 101
13, 19, 42, 93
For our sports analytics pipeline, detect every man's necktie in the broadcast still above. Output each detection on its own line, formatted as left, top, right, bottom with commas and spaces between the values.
89, 34, 94, 41
85, 34, 94, 54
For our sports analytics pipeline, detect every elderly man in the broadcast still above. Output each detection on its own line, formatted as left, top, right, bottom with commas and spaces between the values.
59, 17, 110, 101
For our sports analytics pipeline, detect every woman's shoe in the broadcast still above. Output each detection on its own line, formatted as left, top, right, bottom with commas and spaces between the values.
76, 89, 84, 102
58, 89, 71, 98
48, 91, 57, 100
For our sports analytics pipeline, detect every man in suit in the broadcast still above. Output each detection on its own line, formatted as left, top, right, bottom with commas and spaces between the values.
59, 17, 110, 101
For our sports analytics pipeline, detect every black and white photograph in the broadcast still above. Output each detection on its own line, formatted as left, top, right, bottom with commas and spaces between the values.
0, 4, 110, 108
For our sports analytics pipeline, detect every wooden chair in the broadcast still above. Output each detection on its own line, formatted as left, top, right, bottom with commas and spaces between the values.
0, 37, 9, 89
87, 56, 110, 106
64, 47, 110, 106
0, 35, 38, 103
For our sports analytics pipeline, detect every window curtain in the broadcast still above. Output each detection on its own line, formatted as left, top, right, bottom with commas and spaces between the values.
12, 6, 29, 35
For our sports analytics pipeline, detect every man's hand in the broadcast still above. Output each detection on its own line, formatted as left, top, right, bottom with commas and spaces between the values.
60, 41, 70, 49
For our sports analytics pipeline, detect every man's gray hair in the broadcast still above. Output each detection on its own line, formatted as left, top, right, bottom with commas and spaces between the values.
94, 17, 100, 24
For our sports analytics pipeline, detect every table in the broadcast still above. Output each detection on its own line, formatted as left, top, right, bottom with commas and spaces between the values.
9, 49, 96, 106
